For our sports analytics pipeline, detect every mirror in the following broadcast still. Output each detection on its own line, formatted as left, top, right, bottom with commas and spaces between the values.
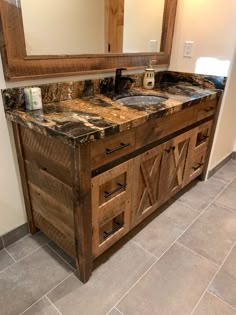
21, 0, 165, 55
0, 0, 177, 80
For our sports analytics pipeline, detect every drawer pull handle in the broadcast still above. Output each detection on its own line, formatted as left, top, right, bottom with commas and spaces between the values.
165, 146, 175, 153
204, 106, 215, 112
192, 163, 203, 171
104, 183, 126, 198
106, 142, 130, 155
200, 135, 209, 141
104, 222, 122, 239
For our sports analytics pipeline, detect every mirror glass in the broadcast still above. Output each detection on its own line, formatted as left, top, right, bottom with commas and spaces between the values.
21, 0, 165, 55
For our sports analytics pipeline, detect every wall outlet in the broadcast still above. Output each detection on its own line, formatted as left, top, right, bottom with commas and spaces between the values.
184, 41, 194, 58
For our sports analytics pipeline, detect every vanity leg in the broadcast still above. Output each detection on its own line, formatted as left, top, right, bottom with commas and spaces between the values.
11, 122, 38, 234
73, 145, 93, 283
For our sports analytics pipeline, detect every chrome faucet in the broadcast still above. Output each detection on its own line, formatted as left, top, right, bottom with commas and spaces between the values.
114, 68, 135, 94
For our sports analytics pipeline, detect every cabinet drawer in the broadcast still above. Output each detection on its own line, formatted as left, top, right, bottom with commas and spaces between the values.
91, 160, 133, 257
194, 120, 213, 152
184, 148, 207, 185
135, 98, 218, 149
195, 98, 217, 121
93, 200, 130, 257
91, 129, 135, 169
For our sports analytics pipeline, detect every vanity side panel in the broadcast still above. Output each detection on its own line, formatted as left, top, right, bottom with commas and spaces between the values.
72, 144, 93, 283
18, 124, 76, 257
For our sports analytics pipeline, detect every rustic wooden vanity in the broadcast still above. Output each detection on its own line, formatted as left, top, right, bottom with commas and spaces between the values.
4, 74, 223, 283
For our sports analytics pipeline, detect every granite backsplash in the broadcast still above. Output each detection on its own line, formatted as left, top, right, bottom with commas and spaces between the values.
2, 71, 226, 111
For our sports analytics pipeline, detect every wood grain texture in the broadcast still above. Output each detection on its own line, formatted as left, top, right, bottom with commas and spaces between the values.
34, 211, 75, 257
135, 99, 217, 150
91, 160, 133, 257
91, 128, 135, 170
201, 94, 222, 180
12, 122, 37, 234
160, 130, 193, 201
72, 144, 93, 283
21, 126, 72, 186
105, 0, 124, 53
0, 0, 178, 80
131, 144, 164, 227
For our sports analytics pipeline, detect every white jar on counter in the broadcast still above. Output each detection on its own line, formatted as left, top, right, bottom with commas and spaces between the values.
24, 87, 43, 111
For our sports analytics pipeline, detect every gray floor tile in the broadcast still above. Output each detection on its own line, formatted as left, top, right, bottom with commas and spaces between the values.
7, 232, 49, 261
178, 178, 226, 212
118, 242, 217, 315
131, 201, 198, 258
209, 244, 236, 309
47, 240, 76, 269
23, 297, 60, 315
3, 223, 29, 247
0, 249, 14, 272
213, 160, 236, 185
108, 308, 123, 315
0, 245, 72, 315
215, 178, 236, 213
48, 241, 156, 315
193, 292, 236, 315
179, 203, 236, 265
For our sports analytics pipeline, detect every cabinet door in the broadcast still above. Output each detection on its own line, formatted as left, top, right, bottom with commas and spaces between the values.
161, 130, 193, 200
131, 144, 164, 227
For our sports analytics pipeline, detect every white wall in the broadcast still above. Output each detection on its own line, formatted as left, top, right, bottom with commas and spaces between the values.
0, 64, 27, 236
21, 0, 105, 55
170, 0, 236, 170
170, 0, 236, 75
123, 0, 164, 53
210, 49, 236, 168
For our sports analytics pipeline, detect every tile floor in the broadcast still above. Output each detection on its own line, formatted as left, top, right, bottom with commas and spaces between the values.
1, 160, 236, 315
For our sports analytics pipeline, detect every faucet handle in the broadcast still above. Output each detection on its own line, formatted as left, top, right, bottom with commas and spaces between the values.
116, 68, 127, 76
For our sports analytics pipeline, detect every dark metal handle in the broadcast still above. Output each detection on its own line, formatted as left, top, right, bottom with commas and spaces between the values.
204, 106, 215, 112
192, 163, 203, 171
200, 135, 209, 141
165, 146, 175, 153
104, 222, 122, 239
106, 142, 130, 155
115, 68, 127, 76
104, 183, 126, 198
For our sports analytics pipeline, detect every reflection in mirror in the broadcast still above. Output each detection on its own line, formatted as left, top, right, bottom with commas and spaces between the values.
21, 0, 165, 55
123, 0, 165, 53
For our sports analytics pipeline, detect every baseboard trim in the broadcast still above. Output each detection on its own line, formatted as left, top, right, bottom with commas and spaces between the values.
232, 151, 236, 161
0, 223, 29, 250
208, 152, 234, 179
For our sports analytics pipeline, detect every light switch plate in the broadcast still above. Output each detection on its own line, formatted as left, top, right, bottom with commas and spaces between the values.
149, 40, 158, 52
184, 41, 194, 58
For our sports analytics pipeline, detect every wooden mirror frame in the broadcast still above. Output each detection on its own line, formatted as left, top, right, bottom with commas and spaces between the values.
0, 0, 178, 81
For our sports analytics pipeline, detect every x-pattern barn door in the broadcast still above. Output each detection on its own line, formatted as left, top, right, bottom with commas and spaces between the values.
131, 144, 164, 227
161, 130, 193, 199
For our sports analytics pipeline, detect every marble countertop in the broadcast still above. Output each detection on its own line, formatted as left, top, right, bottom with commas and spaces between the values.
3, 71, 225, 147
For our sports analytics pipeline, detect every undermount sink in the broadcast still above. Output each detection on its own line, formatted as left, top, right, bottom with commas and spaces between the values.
116, 95, 167, 106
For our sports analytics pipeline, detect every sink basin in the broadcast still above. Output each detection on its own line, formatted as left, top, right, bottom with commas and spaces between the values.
116, 95, 167, 106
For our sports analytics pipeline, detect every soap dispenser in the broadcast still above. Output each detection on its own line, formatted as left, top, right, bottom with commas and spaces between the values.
143, 61, 155, 90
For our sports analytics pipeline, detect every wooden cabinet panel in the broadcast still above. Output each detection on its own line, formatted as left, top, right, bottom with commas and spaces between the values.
91, 160, 133, 257
160, 130, 193, 201
20, 125, 72, 186
91, 129, 135, 170
196, 98, 217, 121
184, 120, 213, 185
131, 144, 164, 227
135, 98, 217, 150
